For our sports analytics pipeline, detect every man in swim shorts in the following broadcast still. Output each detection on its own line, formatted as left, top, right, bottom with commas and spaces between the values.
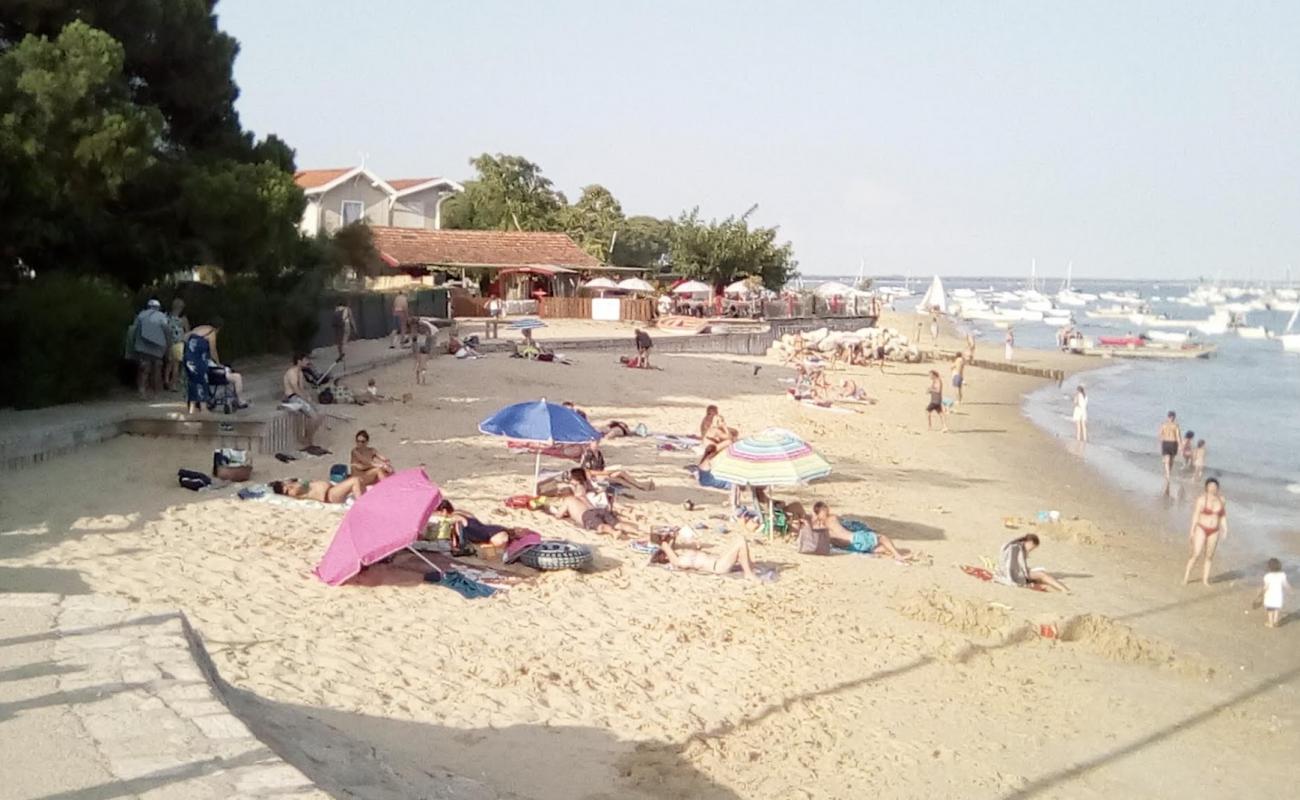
951, 353, 966, 405
1159, 411, 1181, 486
550, 489, 640, 537
281, 352, 323, 450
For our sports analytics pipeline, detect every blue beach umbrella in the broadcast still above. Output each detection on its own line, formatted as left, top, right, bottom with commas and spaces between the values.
479, 399, 601, 488
508, 317, 547, 331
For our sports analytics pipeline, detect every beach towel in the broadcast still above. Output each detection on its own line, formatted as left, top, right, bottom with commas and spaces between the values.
507, 440, 586, 460
425, 569, 496, 599
963, 563, 1047, 592
504, 494, 546, 510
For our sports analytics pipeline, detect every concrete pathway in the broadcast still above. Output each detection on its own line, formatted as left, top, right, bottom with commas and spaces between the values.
0, 593, 329, 800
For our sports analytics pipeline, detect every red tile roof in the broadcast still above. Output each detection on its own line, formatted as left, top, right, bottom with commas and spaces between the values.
293, 168, 353, 190
370, 227, 601, 269
388, 177, 442, 191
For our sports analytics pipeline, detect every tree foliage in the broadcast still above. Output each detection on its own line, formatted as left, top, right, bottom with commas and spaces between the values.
670, 207, 797, 290
442, 153, 565, 231
562, 184, 624, 259
0, 3, 304, 287
611, 215, 675, 268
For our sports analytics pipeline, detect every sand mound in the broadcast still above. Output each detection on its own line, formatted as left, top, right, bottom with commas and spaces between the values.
1057, 614, 1207, 676
893, 587, 1020, 640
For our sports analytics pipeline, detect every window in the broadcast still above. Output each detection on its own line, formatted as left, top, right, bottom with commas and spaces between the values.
341, 200, 364, 226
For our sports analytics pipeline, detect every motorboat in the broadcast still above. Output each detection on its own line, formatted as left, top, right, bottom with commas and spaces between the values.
1086, 305, 1146, 319
1280, 308, 1300, 353
1146, 330, 1191, 344
1043, 315, 1073, 327
1236, 326, 1272, 340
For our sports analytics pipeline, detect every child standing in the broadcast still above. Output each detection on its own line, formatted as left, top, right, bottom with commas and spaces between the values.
1193, 439, 1207, 480
1257, 559, 1291, 628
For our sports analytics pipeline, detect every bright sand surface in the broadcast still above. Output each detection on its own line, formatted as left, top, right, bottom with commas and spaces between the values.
2, 312, 1297, 799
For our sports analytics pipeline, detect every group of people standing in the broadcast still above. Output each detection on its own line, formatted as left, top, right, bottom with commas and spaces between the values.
128, 297, 248, 411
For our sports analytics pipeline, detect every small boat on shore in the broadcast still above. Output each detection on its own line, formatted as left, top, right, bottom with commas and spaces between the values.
1071, 336, 1216, 360
1146, 330, 1191, 344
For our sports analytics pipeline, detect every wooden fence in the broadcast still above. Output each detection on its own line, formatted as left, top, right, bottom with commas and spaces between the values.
539, 296, 654, 321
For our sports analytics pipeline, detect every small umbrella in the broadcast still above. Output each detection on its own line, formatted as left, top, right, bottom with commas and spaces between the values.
582, 277, 619, 289
314, 468, 444, 586
672, 280, 712, 294
508, 317, 547, 330
617, 278, 655, 293
709, 428, 832, 534
814, 281, 854, 298
724, 279, 755, 295
479, 399, 602, 490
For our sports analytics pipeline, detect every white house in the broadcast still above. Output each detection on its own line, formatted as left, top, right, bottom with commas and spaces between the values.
293, 166, 463, 237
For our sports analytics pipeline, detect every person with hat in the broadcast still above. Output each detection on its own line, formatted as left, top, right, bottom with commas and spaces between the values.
130, 298, 171, 399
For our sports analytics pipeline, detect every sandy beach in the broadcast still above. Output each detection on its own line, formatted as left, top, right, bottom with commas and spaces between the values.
2, 314, 1297, 799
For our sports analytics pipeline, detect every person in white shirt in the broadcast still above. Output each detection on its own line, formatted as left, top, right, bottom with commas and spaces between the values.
1073, 385, 1089, 442
1257, 558, 1292, 629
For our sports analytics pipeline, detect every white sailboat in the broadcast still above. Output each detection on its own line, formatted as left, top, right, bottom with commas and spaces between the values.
916, 275, 948, 313
1280, 307, 1300, 353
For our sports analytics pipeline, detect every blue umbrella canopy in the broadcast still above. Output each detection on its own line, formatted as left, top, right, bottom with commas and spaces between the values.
478, 399, 600, 445
508, 318, 547, 330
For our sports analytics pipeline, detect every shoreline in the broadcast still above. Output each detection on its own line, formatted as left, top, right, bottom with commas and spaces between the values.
2, 317, 1297, 799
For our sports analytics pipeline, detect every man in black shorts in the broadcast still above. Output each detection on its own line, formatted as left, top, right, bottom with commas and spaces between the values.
634, 328, 653, 368
550, 482, 641, 537
1159, 411, 1181, 485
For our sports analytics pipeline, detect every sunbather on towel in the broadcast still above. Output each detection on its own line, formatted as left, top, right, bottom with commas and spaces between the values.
578, 444, 655, 491
269, 477, 364, 504
654, 531, 760, 581
809, 501, 912, 561
550, 486, 641, 537
433, 500, 510, 548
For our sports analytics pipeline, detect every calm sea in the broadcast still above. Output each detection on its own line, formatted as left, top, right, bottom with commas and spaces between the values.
907, 276, 1300, 559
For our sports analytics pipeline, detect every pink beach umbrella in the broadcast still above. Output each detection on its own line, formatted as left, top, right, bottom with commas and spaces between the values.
314, 467, 444, 586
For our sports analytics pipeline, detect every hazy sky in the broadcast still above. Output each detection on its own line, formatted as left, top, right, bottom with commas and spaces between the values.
220, 1, 1300, 280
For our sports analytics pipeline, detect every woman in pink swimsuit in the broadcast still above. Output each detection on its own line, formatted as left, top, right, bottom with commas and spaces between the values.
1183, 478, 1228, 586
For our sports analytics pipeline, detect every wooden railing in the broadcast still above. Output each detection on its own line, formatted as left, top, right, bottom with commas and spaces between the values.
539, 296, 654, 321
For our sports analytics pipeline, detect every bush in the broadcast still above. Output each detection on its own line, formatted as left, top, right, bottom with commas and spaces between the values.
0, 275, 133, 409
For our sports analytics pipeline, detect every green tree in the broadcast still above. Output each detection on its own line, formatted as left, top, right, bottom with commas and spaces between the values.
442, 153, 565, 231
670, 207, 796, 290
0, 5, 304, 287
611, 215, 675, 269
562, 184, 624, 260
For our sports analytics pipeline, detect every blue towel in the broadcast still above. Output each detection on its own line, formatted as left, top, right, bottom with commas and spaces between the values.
839, 519, 879, 554
425, 569, 496, 599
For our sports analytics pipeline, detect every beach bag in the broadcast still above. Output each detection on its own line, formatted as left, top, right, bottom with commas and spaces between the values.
177, 469, 211, 491
797, 524, 830, 556
329, 464, 349, 483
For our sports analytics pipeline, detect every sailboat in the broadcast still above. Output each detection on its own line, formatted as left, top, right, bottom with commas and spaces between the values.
1055, 261, 1096, 306
916, 275, 948, 313
1280, 307, 1300, 353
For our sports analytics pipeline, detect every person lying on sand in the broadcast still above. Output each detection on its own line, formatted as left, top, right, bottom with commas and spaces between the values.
349, 429, 394, 487
996, 534, 1069, 593
652, 531, 760, 581
269, 477, 364, 504
433, 500, 511, 549
549, 484, 642, 537
806, 501, 912, 561
577, 445, 655, 492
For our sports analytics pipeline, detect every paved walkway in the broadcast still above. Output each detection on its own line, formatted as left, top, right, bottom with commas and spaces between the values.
0, 592, 329, 800
0, 338, 410, 470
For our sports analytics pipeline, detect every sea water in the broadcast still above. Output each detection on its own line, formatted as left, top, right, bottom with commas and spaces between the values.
951, 278, 1300, 559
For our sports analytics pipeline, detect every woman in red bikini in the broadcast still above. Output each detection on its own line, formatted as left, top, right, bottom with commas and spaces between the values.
1183, 477, 1228, 586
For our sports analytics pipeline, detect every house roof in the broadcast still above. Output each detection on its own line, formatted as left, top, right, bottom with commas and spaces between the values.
294, 168, 353, 190
293, 166, 397, 196
389, 176, 465, 198
370, 227, 601, 270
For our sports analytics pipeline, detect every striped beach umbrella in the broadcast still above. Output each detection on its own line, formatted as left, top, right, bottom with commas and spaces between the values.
709, 428, 831, 487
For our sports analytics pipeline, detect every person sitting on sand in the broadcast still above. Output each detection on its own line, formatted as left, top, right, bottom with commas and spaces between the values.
806, 501, 912, 561
549, 481, 642, 537
601, 420, 632, 439
700, 405, 738, 447
690, 444, 734, 491
996, 534, 1069, 593
349, 429, 394, 487
447, 332, 482, 360
652, 531, 760, 582
433, 500, 511, 549
577, 446, 656, 492
269, 476, 365, 504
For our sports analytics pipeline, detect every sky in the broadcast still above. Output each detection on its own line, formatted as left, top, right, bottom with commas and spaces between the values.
219, 0, 1300, 280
